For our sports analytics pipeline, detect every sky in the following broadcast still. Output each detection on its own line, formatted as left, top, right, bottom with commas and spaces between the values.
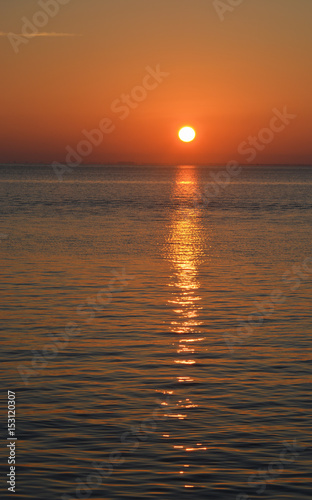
1, 0, 312, 165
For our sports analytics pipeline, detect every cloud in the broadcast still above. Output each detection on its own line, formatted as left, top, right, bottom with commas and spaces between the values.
0, 32, 80, 38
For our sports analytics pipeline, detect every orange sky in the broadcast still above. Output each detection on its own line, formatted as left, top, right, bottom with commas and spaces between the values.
1, 0, 312, 165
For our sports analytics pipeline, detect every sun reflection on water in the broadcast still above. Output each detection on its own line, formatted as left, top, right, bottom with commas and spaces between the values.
166, 166, 205, 338
164, 166, 208, 489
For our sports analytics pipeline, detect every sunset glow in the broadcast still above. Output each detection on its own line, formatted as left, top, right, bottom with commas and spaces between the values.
0, 1, 311, 165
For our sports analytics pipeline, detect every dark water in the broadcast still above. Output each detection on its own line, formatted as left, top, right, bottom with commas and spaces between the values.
0, 165, 311, 500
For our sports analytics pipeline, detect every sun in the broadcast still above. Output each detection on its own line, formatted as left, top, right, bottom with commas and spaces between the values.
178, 126, 196, 143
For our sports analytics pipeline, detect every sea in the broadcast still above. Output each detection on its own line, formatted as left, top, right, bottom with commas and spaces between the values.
0, 164, 311, 500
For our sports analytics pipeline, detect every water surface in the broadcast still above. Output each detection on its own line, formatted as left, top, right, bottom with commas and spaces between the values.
0, 164, 311, 499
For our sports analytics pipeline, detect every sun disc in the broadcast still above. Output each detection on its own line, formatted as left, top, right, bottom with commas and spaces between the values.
178, 126, 196, 143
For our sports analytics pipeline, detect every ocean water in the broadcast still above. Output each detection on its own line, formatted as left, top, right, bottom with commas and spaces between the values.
0, 164, 311, 500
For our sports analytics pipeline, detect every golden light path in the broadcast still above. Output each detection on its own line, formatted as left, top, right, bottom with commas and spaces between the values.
163, 166, 208, 488
166, 166, 204, 336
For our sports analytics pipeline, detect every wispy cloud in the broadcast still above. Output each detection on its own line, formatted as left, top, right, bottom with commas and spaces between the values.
0, 32, 80, 38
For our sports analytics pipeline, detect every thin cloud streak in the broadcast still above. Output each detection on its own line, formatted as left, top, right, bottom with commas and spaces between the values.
0, 32, 81, 38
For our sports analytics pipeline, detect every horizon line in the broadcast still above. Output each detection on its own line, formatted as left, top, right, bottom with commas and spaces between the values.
1, 162, 312, 168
